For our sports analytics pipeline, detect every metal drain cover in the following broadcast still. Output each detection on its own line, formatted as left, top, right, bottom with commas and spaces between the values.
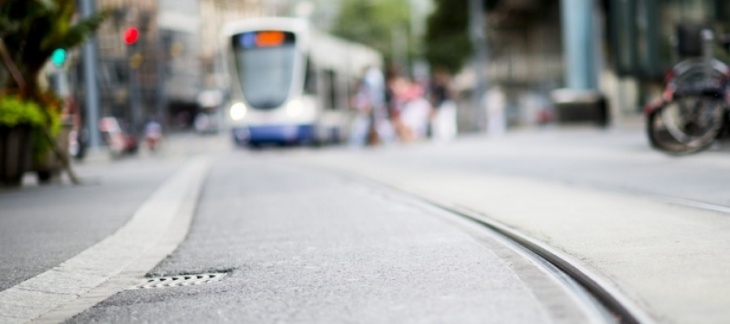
130, 273, 227, 289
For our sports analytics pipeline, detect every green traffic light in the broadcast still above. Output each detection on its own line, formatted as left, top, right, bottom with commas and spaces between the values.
51, 48, 66, 66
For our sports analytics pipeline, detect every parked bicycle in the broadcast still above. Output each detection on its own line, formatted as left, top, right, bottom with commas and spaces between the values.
646, 28, 730, 155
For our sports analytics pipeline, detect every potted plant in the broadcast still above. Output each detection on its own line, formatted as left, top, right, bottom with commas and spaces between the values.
0, 0, 107, 186
0, 95, 48, 185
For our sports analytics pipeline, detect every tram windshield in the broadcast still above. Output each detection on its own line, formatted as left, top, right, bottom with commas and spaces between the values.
231, 31, 297, 109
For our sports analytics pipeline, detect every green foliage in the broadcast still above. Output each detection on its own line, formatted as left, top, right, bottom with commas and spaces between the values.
331, 0, 412, 64
0, 94, 61, 160
424, 0, 473, 73
0, 0, 108, 93
0, 0, 105, 162
0, 95, 45, 127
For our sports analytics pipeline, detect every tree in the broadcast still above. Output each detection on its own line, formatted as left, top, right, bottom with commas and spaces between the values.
423, 0, 472, 73
0, 0, 108, 184
330, 0, 412, 65
0, 0, 107, 98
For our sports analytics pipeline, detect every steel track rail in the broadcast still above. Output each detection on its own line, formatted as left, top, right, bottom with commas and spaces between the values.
310, 164, 656, 324
423, 201, 655, 324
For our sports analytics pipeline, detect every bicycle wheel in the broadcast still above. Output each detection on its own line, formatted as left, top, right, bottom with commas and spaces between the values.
647, 95, 725, 154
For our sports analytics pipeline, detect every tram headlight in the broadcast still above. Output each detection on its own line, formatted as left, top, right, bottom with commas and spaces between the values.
229, 102, 247, 121
286, 99, 304, 118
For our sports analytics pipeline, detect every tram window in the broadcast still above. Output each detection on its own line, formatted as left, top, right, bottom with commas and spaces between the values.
325, 69, 338, 110
304, 58, 317, 94
231, 31, 296, 109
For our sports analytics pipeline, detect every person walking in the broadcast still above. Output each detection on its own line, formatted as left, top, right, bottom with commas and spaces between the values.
144, 118, 163, 152
398, 80, 432, 141
349, 67, 394, 146
429, 68, 457, 141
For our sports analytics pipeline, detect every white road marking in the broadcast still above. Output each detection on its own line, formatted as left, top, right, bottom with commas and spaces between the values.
0, 157, 212, 324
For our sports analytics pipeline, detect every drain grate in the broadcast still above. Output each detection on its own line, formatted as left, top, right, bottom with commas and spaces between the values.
129, 273, 227, 289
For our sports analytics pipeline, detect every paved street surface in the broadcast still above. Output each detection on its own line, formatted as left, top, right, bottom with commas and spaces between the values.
0, 159, 179, 292
69, 153, 599, 323
0, 132, 228, 293
299, 127, 730, 323
2, 128, 730, 323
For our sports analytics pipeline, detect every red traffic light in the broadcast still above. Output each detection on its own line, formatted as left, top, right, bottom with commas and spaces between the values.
124, 27, 139, 45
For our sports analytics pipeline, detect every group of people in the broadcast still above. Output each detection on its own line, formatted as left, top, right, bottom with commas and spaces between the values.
350, 66, 457, 147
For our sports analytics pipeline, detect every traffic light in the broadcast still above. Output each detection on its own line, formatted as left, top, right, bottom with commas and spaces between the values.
50, 48, 66, 67
124, 27, 139, 45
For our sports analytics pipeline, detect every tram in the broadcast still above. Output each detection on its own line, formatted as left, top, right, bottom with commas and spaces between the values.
222, 17, 383, 146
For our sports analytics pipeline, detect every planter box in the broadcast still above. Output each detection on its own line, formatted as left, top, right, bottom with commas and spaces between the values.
0, 125, 33, 187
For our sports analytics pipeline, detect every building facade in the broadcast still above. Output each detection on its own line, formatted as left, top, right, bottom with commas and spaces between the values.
605, 0, 730, 120
454, 0, 730, 129
93, 0, 159, 131
87, 0, 273, 131
453, 0, 564, 131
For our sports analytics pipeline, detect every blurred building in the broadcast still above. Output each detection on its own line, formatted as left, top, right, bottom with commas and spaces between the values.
88, 0, 274, 131
453, 0, 563, 130
90, 0, 203, 130
604, 0, 730, 122
157, 0, 202, 128
454, 0, 730, 129
94, 0, 160, 131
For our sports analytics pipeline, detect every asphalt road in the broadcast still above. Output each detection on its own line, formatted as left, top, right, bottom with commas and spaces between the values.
68, 151, 601, 324
5, 127, 730, 323
0, 158, 179, 292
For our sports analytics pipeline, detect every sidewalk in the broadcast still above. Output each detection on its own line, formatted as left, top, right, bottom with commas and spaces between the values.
0, 157, 183, 292
1, 132, 228, 293
298, 128, 730, 323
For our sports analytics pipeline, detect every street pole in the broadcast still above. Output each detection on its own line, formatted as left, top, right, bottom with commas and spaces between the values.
79, 0, 101, 148
560, 0, 597, 90
155, 31, 168, 126
469, 0, 488, 132
128, 44, 143, 133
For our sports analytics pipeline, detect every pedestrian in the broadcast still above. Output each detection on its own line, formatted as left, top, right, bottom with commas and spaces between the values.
484, 86, 507, 136
385, 67, 407, 141
349, 79, 370, 147
398, 80, 432, 141
429, 68, 458, 141
144, 118, 163, 151
350, 66, 394, 147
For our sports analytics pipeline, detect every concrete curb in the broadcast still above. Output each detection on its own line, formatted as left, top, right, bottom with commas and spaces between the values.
0, 157, 212, 324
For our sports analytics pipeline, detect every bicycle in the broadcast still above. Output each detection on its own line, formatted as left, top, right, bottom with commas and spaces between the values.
646, 28, 730, 155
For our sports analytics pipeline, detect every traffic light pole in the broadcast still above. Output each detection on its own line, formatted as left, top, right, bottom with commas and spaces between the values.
155, 30, 168, 126
469, 0, 488, 132
128, 44, 143, 134
80, 0, 101, 148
